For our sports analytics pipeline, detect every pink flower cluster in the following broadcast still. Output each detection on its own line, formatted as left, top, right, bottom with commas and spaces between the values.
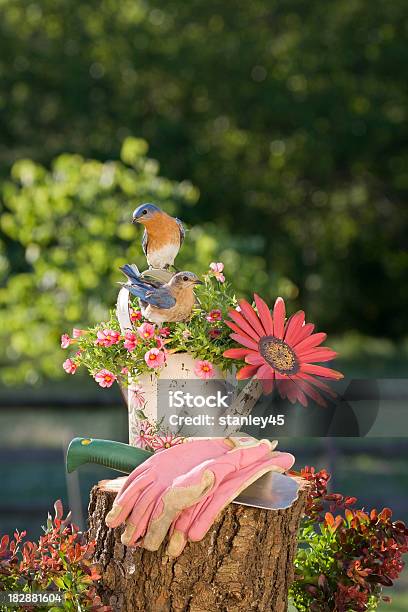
130, 308, 142, 323
61, 328, 86, 349
144, 347, 165, 368
134, 322, 167, 369
94, 369, 117, 388
206, 308, 222, 322
95, 329, 121, 347
194, 360, 215, 379
123, 331, 138, 351
209, 262, 225, 283
63, 358, 77, 374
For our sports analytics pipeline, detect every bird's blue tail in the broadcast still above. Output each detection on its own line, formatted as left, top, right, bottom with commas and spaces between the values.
120, 264, 150, 301
120, 264, 142, 284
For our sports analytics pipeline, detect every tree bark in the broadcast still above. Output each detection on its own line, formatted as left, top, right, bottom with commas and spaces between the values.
88, 477, 308, 612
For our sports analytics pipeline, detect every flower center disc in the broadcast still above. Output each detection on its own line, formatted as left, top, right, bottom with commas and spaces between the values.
259, 336, 299, 375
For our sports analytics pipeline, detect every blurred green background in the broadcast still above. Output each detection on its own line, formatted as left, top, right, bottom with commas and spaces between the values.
0, 0, 407, 608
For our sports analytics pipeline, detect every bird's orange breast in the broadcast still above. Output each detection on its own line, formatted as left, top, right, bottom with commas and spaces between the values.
143, 213, 181, 251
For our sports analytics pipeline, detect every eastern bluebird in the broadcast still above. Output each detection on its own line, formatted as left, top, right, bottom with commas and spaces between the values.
120, 264, 203, 324
132, 203, 185, 270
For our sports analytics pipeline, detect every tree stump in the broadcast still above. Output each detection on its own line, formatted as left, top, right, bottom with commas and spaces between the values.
88, 477, 308, 612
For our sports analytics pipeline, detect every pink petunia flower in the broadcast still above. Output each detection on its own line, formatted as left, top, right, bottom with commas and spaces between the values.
206, 309, 222, 322
131, 384, 146, 408
209, 328, 222, 339
72, 328, 86, 338
130, 308, 142, 323
137, 322, 156, 340
156, 337, 165, 349
182, 329, 192, 340
121, 367, 129, 375
209, 262, 225, 283
194, 360, 215, 379
94, 369, 117, 388
151, 433, 184, 451
144, 348, 166, 368
132, 419, 154, 449
95, 329, 121, 347
63, 358, 77, 374
123, 331, 138, 351
61, 334, 72, 349
158, 327, 171, 337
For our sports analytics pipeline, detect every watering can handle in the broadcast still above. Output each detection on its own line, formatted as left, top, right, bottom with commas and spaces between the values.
117, 286, 133, 334
220, 378, 263, 436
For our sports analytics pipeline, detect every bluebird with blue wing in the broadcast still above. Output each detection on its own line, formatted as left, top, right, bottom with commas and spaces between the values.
132, 203, 185, 270
120, 264, 203, 324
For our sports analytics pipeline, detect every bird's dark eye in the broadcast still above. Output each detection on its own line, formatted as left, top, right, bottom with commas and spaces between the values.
142, 209, 148, 215
183, 275, 189, 281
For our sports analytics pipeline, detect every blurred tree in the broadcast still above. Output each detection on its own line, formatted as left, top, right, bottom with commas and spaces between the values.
0, 0, 407, 355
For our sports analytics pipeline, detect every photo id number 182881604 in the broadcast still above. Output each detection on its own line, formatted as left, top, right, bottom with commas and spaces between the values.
0, 591, 65, 607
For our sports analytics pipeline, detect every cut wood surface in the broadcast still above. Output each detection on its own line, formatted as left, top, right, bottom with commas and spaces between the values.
88, 476, 309, 612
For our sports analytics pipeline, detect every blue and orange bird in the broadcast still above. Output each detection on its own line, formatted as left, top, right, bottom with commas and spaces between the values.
120, 264, 203, 324
132, 203, 185, 270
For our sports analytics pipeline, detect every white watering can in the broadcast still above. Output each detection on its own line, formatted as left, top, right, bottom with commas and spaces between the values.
116, 285, 262, 444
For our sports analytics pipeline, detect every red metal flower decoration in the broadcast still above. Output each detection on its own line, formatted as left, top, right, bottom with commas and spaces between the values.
223, 294, 343, 406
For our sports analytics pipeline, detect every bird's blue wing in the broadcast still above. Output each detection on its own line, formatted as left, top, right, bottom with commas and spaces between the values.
175, 218, 185, 247
142, 229, 148, 256
120, 263, 175, 309
144, 287, 176, 309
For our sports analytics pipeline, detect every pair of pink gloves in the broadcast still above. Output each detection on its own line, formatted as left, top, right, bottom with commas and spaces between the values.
105, 437, 295, 557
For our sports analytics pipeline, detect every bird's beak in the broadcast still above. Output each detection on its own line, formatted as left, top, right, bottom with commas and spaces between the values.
132, 216, 139, 224
194, 279, 204, 285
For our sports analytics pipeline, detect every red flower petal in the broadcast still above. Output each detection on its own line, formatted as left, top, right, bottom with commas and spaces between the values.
225, 320, 247, 335
254, 294, 274, 335
223, 348, 253, 360
296, 372, 337, 397
230, 333, 259, 351
294, 332, 327, 353
261, 378, 274, 395
278, 379, 308, 406
291, 322, 315, 346
228, 309, 261, 340
226, 322, 262, 347
290, 377, 328, 407
297, 389, 308, 407
296, 348, 338, 362
236, 364, 259, 380
273, 297, 286, 339
277, 379, 299, 404
300, 363, 344, 379
238, 299, 266, 337
245, 353, 265, 365
284, 311, 305, 345
256, 363, 275, 380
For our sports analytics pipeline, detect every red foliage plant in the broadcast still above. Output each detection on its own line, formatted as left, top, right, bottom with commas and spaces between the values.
0, 500, 110, 611
289, 466, 408, 612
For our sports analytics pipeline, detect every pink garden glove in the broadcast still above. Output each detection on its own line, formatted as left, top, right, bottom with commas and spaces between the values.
166, 450, 295, 557
105, 437, 266, 544
105, 437, 275, 547
139, 438, 287, 551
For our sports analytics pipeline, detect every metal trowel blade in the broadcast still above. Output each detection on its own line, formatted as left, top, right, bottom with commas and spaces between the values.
233, 471, 300, 510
